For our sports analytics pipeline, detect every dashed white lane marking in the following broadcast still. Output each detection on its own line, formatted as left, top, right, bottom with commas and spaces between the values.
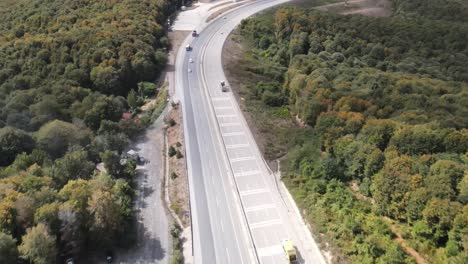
244, 203, 276, 212
257, 245, 284, 257
215, 106, 232, 110
230, 156, 255, 163
212, 97, 229, 101
250, 219, 282, 229
234, 170, 260, 177
217, 114, 237, 118
222, 131, 244, 137
226, 143, 250, 149
225, 248, 231, 263
220, 122, 241, 127
240, 188, 268, 196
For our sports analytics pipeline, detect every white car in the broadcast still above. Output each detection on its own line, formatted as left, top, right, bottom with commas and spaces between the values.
189, 58, 194, 63
188, 68, 192, 73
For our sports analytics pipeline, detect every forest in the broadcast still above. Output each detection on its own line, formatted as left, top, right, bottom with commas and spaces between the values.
0, 0, 179, 263
235, 0, 468, 263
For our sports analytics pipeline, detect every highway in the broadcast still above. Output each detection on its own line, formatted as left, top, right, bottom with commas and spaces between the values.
176, 0, 327, 263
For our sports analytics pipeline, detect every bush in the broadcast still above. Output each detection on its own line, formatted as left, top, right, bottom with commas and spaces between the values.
261, 90, 285, 107
168, 118, 176, 127
138, 82, 157, 97
168, 146, 177, 157
170, 224, 184, 264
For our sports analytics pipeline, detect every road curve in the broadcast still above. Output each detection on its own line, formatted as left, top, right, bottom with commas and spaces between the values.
176, 1, 327, 263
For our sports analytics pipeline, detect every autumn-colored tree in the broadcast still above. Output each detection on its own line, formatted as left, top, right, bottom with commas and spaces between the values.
87, 189, 122, 246
0, 200, 16, 235
34, 202, 61, 236
19, 223, 57, 264
14, 194, 36, 232
58, 179, 91, 215
372, 156, 415, 219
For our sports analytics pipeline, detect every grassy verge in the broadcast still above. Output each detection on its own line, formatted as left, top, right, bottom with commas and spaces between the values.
150, 84, 169, 122
224, 30, 310, 162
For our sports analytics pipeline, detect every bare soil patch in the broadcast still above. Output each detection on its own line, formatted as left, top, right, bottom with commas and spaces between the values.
223, 30, 309, 169
316, 0, 393, 17
166, 106, 191, 227
206, 2, 250, 23
168, 30, 190, 57
208, 1, 234, 11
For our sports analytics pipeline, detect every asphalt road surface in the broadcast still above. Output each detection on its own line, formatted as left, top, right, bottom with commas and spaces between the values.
176, 0, 327, 263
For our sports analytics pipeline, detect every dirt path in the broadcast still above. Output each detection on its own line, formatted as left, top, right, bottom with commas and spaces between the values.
115, 110, 170, 264
383, 217, 428, 264
349, 183, 427, 264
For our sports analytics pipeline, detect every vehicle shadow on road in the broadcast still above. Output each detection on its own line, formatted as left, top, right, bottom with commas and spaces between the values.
297, 248, 305, 264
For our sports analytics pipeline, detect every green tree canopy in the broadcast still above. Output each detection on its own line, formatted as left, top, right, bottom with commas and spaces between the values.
50, 148, 94, 187
0, 126, 35, 166
0, 231, 18, 264
36, 120, 92, 158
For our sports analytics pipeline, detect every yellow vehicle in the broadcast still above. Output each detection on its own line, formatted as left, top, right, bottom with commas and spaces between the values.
282, 239, 297, 263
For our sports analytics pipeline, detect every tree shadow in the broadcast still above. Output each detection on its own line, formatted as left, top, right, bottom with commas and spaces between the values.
165, 63, 175, 73
113, 217, 167, 263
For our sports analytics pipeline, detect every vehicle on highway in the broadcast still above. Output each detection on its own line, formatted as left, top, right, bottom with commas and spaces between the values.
106, 251, 113, 263
189, 58, 194, 63
192, 30, 197, 37
126, 149, 141, 163
185, 44, 192, 51
65, 258, 74, 264
282, 239, 298, 263
221, 80, 228, 92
